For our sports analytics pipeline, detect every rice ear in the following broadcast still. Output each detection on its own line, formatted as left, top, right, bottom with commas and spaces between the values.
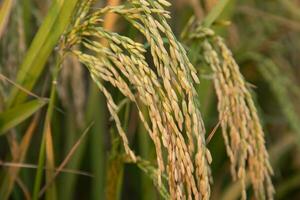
191, 27, 274, 200
63, 1, 212, 199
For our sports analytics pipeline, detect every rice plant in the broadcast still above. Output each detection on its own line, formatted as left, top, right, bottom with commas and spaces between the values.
0, 0, 299, 199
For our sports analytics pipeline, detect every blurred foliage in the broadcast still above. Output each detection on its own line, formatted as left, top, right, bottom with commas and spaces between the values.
0, 0, 300, 199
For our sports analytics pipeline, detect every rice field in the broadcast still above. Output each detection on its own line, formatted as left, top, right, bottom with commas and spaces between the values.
0, 0, 300, 199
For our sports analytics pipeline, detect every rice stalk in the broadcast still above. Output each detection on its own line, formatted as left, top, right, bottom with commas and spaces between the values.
32, 55, 62, 200
61, 0, 212, 199
186, 26, 274, 199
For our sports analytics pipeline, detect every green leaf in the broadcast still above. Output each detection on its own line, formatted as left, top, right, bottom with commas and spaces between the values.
7, 0, 79, 107
0, 99, 47, 134
0, 0, 13, 38
202, 0, 231, 27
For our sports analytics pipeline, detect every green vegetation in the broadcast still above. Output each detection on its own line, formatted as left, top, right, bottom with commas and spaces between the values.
0, 0, 300, 199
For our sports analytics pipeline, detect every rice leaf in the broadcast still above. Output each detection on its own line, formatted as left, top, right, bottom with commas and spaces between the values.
0, 0, 13, 38
202, 0, 231, 27
0, 99, 46, 134
7, 0, 79, 107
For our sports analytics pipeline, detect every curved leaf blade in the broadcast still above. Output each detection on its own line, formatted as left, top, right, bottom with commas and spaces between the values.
0, 99, 47, 134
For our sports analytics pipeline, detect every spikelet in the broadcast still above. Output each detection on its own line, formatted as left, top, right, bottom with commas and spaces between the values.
187, 26, 274, 199
62, 0, 212, 199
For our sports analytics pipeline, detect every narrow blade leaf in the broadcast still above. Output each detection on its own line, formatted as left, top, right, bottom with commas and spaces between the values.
202, 0, 231, 27
0, 99, 47, 134
7, 0, 79, 107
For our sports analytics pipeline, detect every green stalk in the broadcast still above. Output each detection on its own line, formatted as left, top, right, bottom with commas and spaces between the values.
32, 132, 46, 200
58, 110, 82, 200
32, 56, 62, 200
21, 0, 33, 45
88, 83, 106, 200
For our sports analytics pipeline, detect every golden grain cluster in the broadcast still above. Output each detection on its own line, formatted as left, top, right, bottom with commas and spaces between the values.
61, 0, 212, 199
186, 26, 274, 200
59, 0, 273, 199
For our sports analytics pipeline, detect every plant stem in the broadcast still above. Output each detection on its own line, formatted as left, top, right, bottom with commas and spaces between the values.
32, 55, 62, 200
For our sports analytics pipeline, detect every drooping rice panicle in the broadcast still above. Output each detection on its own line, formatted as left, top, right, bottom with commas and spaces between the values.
61, 1, 212, 199
186, 25, 274, 199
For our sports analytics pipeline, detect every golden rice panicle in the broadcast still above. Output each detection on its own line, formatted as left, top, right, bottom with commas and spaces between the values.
196, 27, 274, 199
68, 22, 168, 188
92, 73, 137, 162
217, 37, 273, 199
124, 1, 212, 199
63, 1, 212, 199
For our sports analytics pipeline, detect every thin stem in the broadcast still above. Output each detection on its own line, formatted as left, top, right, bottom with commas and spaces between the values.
32, 55, 63, 200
